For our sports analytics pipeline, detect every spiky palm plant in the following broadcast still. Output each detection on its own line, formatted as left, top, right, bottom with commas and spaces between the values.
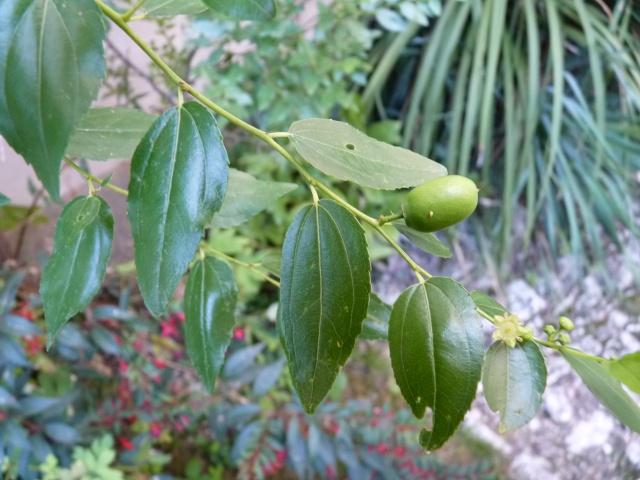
363, 0, 640, 272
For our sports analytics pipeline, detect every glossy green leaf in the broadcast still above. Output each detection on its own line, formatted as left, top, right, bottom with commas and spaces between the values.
561, 348, 640, 434
202, 0, 276, 20
288, 119, 447, 190
602, 352, 640, 395
360, 293, 391, 341
471, 290, 509, 318
280, 199, 371, 413
66, 108, 158, 161
0, 193, 10, 207
388, 277, 483, 451
483, 340, 547, 433
41, 196, 113, 347
128, 101, 229, 316
393, 220, 452, 258
184, 256, 237, 392
209, 169, 297, 228
141, 0, 207, 16
0, 0, 106, 200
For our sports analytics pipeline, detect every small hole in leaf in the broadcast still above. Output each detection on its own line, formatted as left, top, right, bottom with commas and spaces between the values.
345, 143, 355, 150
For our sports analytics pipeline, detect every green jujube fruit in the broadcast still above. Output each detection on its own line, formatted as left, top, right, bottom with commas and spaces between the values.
402, 175, 478, 232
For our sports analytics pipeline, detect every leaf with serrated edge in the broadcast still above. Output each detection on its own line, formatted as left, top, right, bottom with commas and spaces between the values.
141, 0, 207, 16
603, 352, 640, 394
66, 108, 158, 161
288, 119, 447, 190
202, 0, 275, 20
393, 220, 451, 258
128, 101, 228, 316
0, 0, 105, 200
360, 293, 391, 340
471, 290, 508, 318
41, 196, 113, 347
561, 348, 640, 433
209, 169, 297, 228
483, 341, 547, 433
389, 277, 483, 451
184, 256, 237, 392
280, 199, 371, 413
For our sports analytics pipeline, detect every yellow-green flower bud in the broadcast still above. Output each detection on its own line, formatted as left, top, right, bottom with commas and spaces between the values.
543, 324, 556, 336
558, 332, 571, 345
559, 316, 574, 332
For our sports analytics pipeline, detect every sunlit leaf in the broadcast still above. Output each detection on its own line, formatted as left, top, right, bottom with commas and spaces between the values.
602, 352, 640, 395
0, 0, 106, 200
141, 0, 207, 17
389, 277, 483, 451
128, 101, 228, 316
483, 340, 547, 432
561, 348, 640, 433
288, 119, 447, 190
202, 0, 276, 20
209, 169, 297, 228
66, 108, 158, 161
471, 290, 508, 318
280, 199, 371, 413
393, 220, 452, 258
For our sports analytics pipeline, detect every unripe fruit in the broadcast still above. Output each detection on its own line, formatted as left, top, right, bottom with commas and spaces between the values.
558, 316, 574, 332
402, 175, 478, 232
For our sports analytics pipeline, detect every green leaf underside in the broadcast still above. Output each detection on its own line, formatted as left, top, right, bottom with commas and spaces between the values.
66, 108, 158, 161
210, 169, 297, 228
141, 0, 207, 16
388, 278, 483, 451
0, 192, 10, 207
483, 341, 547, 433
393, 220, 452, 258
470, 290, 509, 318
184, 256, 238, 392
288, 119, 447, 190
0, 0, 106, 200
603, 352, 640, 394
128, 101, 229, 316
279, 199, 371, 413
360, 293, 391, 341
202, 0, 276, 20
561, 348, 640, 434
41, 196, 113, 347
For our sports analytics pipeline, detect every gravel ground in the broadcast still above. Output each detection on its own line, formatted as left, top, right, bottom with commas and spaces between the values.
373, 226, 640, 480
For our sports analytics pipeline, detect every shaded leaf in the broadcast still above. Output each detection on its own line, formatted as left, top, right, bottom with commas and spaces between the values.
388, 277, 483, 451
603, 352, 640, 394
223, 343, 265, 379
286, 416, 307, 479
360, 293, 391, 341
184, 256, 238, 392
41, 196, 113, 347
0, 205, 47, 231
0, 0, 106, 200
252, 357, 286, 395
0, 192, 9, 206
90, 326, 121, 356
230, 421, 264, 465
43, 423, 79, 445
260, 253, 282, 277
471, 290, 509, 318
561, 348, 640, 433
483, 340, 547, 433
128, 101, 228, 316
288, 119, 447, 190
280, 199, 371, 413
141, 0, 207, 16
66, 108, 158, 161
1, 314, 42, 337
210, 169, 297, 228
393, 220, 452, 258
203, 0, 276, 20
